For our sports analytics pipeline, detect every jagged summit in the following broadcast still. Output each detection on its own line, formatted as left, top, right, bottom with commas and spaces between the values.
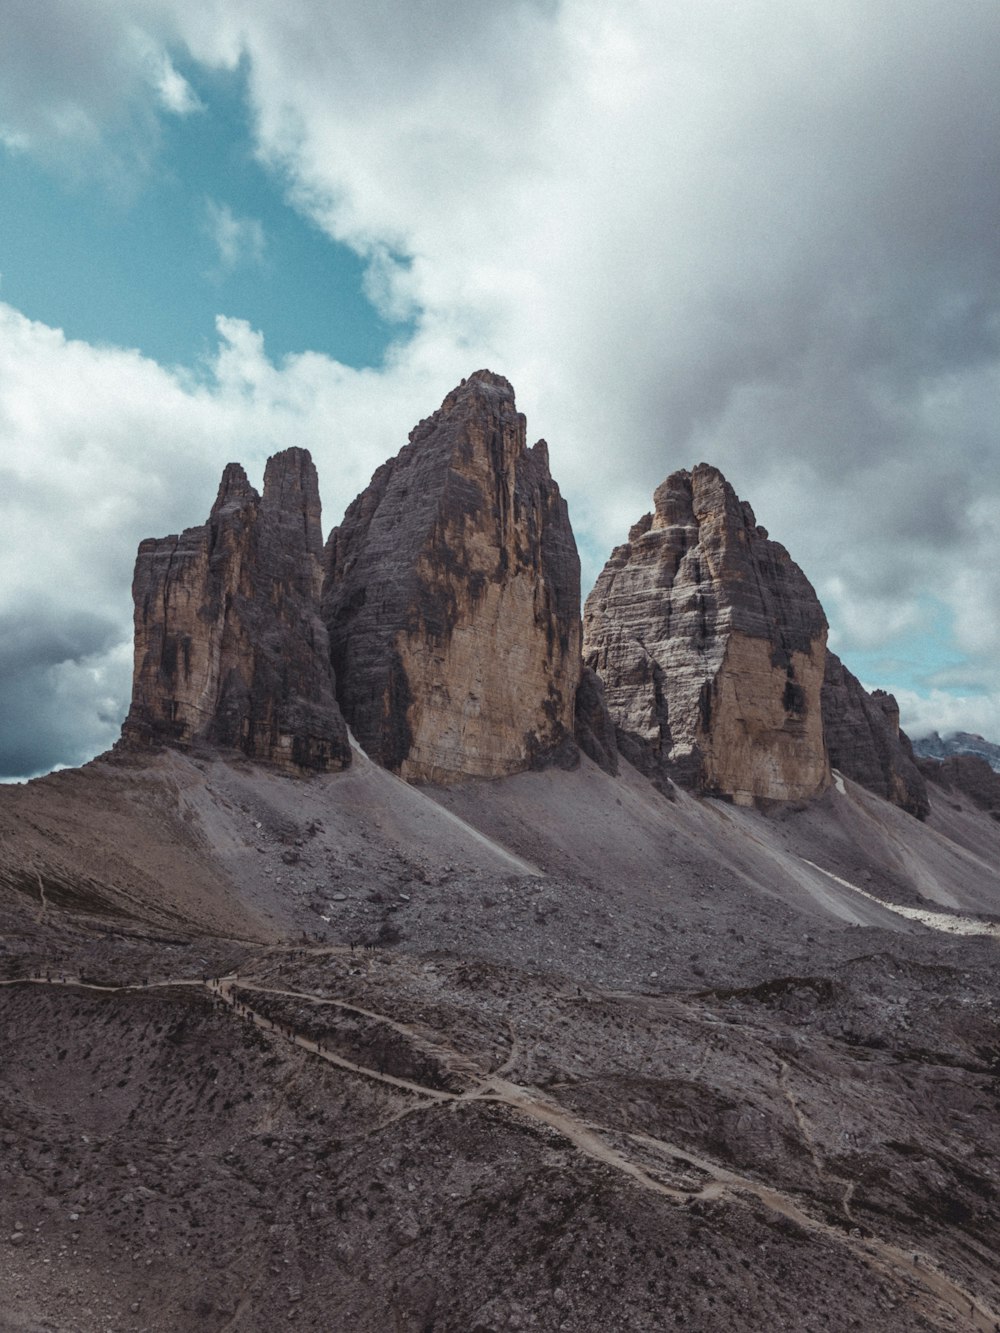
121, 446, 350, 772
584, 463, 831, 804
914, 730, 1000, 772
323, 372, 581, 782
117, 380, 931, 817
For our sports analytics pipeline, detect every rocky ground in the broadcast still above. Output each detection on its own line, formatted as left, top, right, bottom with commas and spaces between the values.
1, 749, 999, 1332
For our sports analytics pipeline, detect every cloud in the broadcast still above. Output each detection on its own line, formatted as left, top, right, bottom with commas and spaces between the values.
894, 689, 1000, 746
0, 605, 129, 780
205, 199, 266, 272
0, 302, 461, 776
153, 53, 204, 117
3, 0, 1000, 773
185, 1, 1000, 676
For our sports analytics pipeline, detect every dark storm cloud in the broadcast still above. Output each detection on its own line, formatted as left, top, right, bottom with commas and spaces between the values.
0, 609, 120, 675
0, 606, 128, 780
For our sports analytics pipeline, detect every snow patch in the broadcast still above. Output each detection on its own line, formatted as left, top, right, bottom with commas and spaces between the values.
802, 860, 1000, 937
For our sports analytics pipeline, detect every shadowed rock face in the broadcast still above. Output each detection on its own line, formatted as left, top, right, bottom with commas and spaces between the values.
122, 449, 350, 772
822, 652, 929, 819
323, 371, 581, 782
919, 752, 1000, 819
583, 464, 830, 804
574, 666, 619, 776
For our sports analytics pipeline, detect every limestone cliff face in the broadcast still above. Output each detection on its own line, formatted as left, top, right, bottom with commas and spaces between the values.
122, 449, 351, 772
323, 371, 581, 782
583, 465, 830, 804
822, 653, 929, 818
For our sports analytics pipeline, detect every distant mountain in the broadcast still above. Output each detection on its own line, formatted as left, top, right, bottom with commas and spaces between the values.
913, 730, 1000, 772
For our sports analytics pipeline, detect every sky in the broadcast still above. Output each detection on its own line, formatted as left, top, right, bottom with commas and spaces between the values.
2, 0, 999, 780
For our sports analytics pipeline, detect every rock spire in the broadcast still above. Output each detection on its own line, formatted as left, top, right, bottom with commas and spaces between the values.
583, 464, 830, 804
322, 371, 581, 782
122, 448, 351, 772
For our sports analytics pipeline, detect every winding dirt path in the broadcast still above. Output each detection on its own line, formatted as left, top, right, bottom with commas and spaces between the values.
3, 969, 998, 1330
778, 1058, 855, 1224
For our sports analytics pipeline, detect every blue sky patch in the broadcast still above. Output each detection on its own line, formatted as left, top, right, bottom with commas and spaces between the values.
0, 60, 401, 369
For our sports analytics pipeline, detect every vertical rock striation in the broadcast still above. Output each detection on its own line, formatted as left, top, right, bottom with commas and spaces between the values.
322, 371, 581, 782
122, 449, 351, 772
583, 464, 830, 804
821, 653, 929, 818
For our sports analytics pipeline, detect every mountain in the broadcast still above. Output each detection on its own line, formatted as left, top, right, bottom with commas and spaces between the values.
583, 464, 830, 804
914, 730, 1000, 772
2, 373, 999, 1333
122, 448, 351, 773
821, 652, 929, 818
322, 371, 581, 782
920, 751, 1000, 821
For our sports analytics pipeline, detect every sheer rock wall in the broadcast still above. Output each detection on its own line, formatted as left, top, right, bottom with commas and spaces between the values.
821, 652, 929, 818
322, 372, 581, 783
122, 449, 350, 773
583, 465, 830, 805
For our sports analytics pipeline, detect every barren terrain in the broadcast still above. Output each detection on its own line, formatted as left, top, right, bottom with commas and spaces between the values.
1, 746, 999, 1331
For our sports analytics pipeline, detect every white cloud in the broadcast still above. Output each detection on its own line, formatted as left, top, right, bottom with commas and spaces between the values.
205, 199, 266, 272
895, 689, 1000, 746
153, 54, 204, 117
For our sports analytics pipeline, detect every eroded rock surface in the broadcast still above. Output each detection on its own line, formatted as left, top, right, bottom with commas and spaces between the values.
574, 666, 619, 776
583, 464, 830, 804
323, 371, 581, 782
821, 652, 929, 819
920, 751, 1000, 819
122, 449, 350, 772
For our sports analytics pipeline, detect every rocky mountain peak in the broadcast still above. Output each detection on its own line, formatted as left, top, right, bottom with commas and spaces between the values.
584, 463, 830, 804
212, 461, 258, 514
261, 446, 325, 551
913, 730, 1000, 772
121, 447, 350, 773
323, 373, 581, 782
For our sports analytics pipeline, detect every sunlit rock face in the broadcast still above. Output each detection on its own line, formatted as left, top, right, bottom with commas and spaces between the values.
583, 464, 830, 805
822, 653, 929, 818
322, 371, 581, 783
122, 449, 351, 773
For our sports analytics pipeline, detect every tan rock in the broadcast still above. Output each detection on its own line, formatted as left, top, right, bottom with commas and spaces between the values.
122, 450, 350, 773
584, 464, 830, 803
323, 371, 581, 782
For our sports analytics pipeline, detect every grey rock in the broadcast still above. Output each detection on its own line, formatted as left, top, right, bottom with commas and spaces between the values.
323, 371, 581, 782
821, 651, 929, 819
584, 464, 830, 804
121, 449, 351, 773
